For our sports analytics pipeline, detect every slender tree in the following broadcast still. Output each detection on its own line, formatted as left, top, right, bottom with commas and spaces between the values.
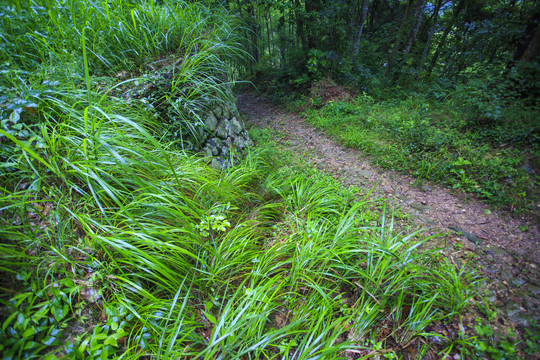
418, 0, 445, 72
386, 0, 415, 75
352, 0, 370, 55
293, 0, 306, 49
428, 0, 464, 73
514, 10, 540, 63
403, 0, 425, 55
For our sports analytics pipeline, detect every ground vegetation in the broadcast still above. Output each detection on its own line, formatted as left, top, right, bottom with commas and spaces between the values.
1, 0, 539, 359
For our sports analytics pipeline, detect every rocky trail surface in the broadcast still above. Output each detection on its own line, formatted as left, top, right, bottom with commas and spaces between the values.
237, 93, 540, 329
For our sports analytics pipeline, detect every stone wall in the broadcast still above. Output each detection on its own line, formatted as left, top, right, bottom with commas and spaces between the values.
120, 70, 251, 168
200, 102, 253, 169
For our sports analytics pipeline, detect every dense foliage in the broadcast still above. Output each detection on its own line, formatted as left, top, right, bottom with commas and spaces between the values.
202, 0, 539, 209
0, 0, 538, 359
206, 0, 539, 98
305, 93, 537, 209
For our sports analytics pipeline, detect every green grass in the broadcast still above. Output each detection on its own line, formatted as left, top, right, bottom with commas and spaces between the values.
0, 105, 480, 357
0, 1, 491, 359
304, 93, 539, 210
0, 0, 246, 150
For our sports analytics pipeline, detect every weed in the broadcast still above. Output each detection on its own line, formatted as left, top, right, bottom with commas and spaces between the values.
304, 94, 538, 210
0, 1, 485, 358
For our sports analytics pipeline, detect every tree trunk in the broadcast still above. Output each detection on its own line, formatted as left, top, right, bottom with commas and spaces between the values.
294, 0, 306, 49
386, 0, 414, 75
428, 0, 464, 73
265, 11, 272, 58
403, 0, 425, 55
352, 0, 370, 55
418, 0, 443, 72
247, 2, 259, 71
452, 25, 472, 77
513, 11, 540, 63
305, 0, 317, 50
520, 23, 540, 62
368, 0, 379, 33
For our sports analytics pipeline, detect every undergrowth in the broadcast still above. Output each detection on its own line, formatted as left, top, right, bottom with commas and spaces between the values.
304, 93, 539, 211
1, 96, 481, 357
0, 0, 500, 359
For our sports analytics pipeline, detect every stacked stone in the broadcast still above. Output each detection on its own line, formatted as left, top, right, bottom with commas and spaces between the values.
200, 103, 253, 169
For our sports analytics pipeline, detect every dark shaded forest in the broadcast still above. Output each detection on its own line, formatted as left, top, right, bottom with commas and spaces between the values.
222, 0, 539, 102
213, 0, 540, 210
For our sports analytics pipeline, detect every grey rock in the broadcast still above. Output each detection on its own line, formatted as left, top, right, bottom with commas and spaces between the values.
511, 278, 526, 287
485, 245, 508, 256
230, 117, 243, 133
521, 163, 535, 175
419, 215, 436, 225
500, 268, 514, 281
486, 289, 497, 303
205, 112, 218, 132
411, 201, 430, 211
396, 194, 409, 202
223, 104, 232, 118
501, 302, 537, 326
216, 119, 231, 139
357, 170, 373, 179
213, 106, 223, 118
234, 136, 248, 149
448, 226, 482, 245
228, 125, 236, 138
202, 146, 213, 158
524, 283, 540, 296
211, 157, 231, 170
206, 138, 223, 156
211, 158, 223, 170
196, 101, 250, 163
241, 130, 254, 146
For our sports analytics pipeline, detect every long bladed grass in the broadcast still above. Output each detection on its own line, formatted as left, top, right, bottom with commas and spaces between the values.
0, 1, 480, 358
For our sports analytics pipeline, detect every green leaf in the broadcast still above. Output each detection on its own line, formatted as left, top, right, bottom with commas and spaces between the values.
203, 311, 217, 324
43, 335, 58, 346
104, 335, 118, 347
100, 348, 109, 360
22, 326, 37, 338
79, 338, 89, 354
2, 311, 18, 330
22, 340, 42, 350
9, 110, 20, 123
52, 304, 69, 322
93, 333, 108, 340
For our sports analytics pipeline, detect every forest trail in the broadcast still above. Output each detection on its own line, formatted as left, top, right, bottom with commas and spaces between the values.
238, 93, 540, 326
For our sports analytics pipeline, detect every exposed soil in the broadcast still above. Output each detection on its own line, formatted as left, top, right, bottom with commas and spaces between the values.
237, 93, 540, 330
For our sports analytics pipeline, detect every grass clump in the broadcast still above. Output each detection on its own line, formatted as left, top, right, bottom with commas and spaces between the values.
1, 109, 481, 357
304, 93, 539, 210
0, 0, 484, 359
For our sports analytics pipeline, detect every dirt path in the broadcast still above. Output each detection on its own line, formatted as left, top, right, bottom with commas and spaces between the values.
238, 93, 540, 327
